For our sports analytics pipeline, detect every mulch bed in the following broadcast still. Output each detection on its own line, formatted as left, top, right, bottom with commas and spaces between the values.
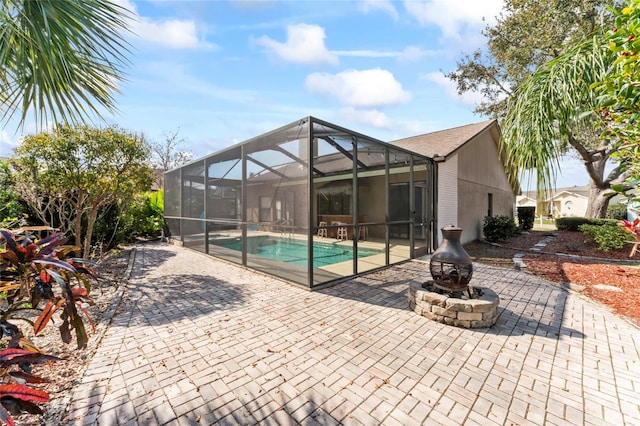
465, 230, 640, 327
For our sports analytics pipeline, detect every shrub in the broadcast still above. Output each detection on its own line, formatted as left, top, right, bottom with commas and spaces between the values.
483, 215, 519, 242
579, 223, 630, 252
555, 217, 618, 231
606, 203, 628, 220
93, 190, 164, 250
555, 217, 591, 231
0, 160, 26, 226
128, 191, 164, 238
516, 206, 536, 230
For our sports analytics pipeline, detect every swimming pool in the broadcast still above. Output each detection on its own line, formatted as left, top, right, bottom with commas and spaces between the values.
210, 235, 382, 268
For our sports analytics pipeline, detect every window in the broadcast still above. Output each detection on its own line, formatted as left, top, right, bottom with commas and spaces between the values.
317, 181, 352, 215
488, 193, 493, 217
259, 197, 271, 222
275, 200, 282, 220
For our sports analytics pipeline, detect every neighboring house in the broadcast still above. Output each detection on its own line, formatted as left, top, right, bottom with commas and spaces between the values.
392, 119, 517, 244
516, 195, 537, 209
517, 186, 589, 218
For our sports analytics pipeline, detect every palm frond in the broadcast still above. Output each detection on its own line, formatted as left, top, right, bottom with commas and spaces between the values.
0, 0, 132, 129
501, 36, 615, 192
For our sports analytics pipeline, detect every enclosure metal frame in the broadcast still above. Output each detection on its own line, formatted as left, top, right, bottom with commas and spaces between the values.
164, 116, 437, 289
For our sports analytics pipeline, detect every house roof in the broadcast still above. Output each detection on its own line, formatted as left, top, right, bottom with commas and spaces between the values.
390, 119, 519, 194
522, 185, 590, 201
549, 190, 589, 201
390, 119, 497, 159
516, 195, 536, 203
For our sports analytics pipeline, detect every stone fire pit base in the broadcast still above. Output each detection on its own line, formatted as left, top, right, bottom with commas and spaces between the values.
408, 280, 499, 328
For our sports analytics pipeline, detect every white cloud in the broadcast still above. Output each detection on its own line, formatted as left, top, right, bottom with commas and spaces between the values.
332, 50, 398, 58
256, 24, 338, 65
340, 107, 392, 129
421, 71, 484, 107
0, 130, 17, 156
305, 69, 411, 107
113, 0, 211, 49
332, 46, 436, 62
134, 19, 203, 49
358, 0, 399, 21
404, 0, 504, 39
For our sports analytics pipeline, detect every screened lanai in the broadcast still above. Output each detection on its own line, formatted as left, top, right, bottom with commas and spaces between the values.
164, 117, 437, 288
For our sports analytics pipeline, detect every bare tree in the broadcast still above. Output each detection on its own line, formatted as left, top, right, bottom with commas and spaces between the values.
149, 129, 193, 171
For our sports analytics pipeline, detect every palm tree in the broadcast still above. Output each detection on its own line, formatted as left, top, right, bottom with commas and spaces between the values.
501, 36, 633, 217
0, 0, 131, 129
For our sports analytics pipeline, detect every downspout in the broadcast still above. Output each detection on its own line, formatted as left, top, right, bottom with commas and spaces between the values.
409, 155, 415, 259
432, 155, 445, 250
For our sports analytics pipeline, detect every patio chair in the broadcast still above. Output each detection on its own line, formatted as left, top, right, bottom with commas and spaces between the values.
317, 221, 328, 238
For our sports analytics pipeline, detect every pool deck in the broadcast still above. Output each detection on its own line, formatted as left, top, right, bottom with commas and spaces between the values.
62, 242, 640, 425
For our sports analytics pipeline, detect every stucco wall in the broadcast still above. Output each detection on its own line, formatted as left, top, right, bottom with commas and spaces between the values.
437, 155, 458, 243
458, 181, 514, 243
456, 130, 516, 243
554, 193, 588, 217
246, 181, 307, 229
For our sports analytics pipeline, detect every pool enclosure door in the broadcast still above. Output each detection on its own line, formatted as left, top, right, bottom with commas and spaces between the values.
164, 117, 435, 288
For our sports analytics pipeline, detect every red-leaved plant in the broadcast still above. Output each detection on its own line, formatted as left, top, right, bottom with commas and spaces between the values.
0, 228, 96, 423
621, 218, 640, 257
0, 347, 58, 425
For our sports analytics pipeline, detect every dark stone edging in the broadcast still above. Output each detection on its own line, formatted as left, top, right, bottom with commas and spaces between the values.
481, 238, 640, 267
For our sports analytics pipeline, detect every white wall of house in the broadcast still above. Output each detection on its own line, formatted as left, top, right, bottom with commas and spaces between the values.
552, 192, 588, 217
516, 196, 536, 208
456, 131, 516, 244
437, 155, 458, 244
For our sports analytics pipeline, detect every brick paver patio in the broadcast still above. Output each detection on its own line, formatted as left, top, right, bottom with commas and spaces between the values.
63, 243, 640, 425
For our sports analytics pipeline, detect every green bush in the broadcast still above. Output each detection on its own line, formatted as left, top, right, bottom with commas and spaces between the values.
579, 223, 630, 252
516, 206, 536, 230
92, 190, 164, 250
606, 203, 628, 220
555, 217, 618, 231
483, 215, 519, 242
555, 217, 591, 231
0, 160, 26, 225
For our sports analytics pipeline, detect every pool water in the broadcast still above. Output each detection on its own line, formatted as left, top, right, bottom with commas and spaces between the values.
211, 236, 382, 268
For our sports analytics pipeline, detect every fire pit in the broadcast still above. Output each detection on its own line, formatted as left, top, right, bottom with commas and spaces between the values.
429, 225, 473, 295
408, 225, 499, 328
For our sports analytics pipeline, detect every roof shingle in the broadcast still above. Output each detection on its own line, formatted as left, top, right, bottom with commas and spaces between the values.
390, 119, 496, 158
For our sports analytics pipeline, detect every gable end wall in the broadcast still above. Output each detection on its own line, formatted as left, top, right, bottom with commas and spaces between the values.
456, 131, 516, 243
437, 155, 458, 244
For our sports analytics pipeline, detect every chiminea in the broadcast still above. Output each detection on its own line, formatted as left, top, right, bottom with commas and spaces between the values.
429, 225, 473, 294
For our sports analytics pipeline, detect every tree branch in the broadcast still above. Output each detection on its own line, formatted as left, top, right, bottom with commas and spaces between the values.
567, 134, 606, 187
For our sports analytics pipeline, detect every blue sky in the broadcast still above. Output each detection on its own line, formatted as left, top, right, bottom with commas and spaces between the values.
0, 0, 590, 188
